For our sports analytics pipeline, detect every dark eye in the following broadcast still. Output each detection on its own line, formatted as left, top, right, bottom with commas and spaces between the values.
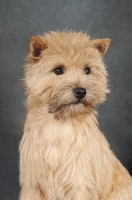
53, 66, 64, 75
84, 66, 91, 75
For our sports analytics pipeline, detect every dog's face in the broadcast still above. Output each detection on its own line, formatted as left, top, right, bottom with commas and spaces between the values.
25, 31, 110, 119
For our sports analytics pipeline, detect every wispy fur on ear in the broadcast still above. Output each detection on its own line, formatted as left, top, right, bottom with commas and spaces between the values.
29, 36, 48, 63
92, 38, 111, 56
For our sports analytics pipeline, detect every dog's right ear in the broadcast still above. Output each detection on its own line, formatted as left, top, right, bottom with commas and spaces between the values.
29, 36, 48, 63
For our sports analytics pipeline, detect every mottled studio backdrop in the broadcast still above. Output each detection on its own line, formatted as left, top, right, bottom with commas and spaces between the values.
0, 0, 132, 199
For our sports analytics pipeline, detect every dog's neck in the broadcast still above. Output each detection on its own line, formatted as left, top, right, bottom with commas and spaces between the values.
27, 106, 98, 131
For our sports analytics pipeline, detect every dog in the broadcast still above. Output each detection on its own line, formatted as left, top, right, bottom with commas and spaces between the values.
19, 31, 132, 199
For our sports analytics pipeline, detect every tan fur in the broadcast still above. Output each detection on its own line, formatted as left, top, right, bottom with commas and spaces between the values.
19, 31, 132, 200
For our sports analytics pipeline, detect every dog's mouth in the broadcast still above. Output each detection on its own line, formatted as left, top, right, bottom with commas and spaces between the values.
47, 99, 94, 119
75, 98, 82, 104
48, 99, 83, 113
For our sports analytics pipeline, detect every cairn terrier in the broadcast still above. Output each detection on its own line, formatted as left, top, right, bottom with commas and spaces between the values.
19, 31, 132, 200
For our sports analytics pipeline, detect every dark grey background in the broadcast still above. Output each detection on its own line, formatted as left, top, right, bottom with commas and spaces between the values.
0, 0, 132, 199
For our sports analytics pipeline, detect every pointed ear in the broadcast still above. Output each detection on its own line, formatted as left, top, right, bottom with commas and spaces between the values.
29, 36, 48, 62
92, 38, 111, 56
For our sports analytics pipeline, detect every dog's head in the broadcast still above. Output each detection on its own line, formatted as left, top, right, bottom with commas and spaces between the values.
25, 31, 110, 119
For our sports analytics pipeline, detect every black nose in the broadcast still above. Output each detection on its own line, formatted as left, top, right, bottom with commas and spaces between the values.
73, 87, 86, 99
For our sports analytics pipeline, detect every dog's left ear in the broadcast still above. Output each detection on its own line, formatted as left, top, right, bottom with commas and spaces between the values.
92, 38, 111, 56
29, 36, 48, 62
